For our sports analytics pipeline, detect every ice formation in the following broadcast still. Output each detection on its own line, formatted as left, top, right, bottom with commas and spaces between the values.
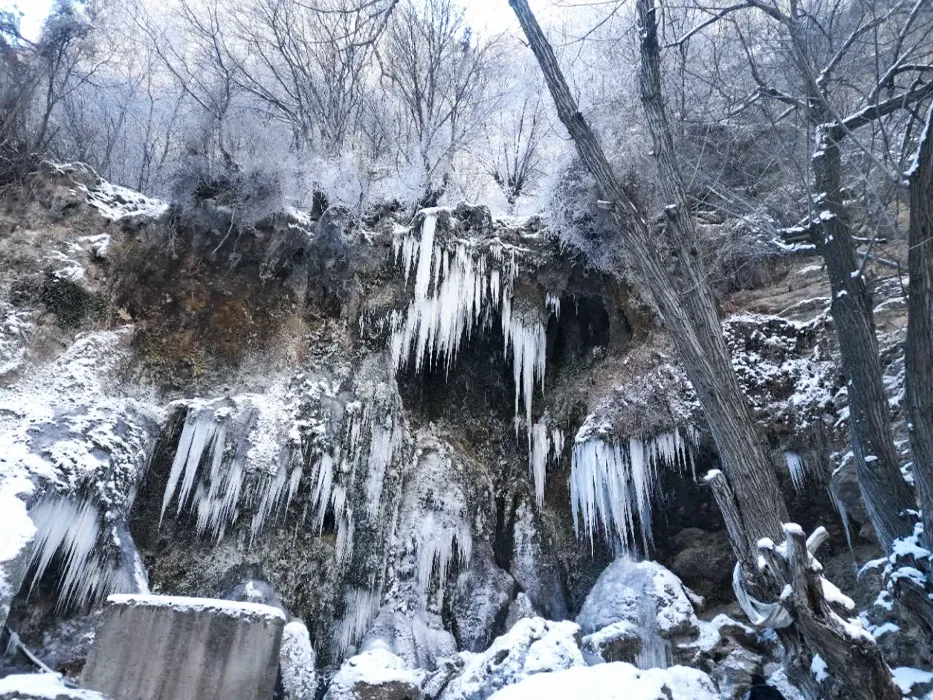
529, 421, 564, 505
390, 210, 555, 434
784, 451, 806, 491
27, 497, 135, 611
570, 429, 691, 550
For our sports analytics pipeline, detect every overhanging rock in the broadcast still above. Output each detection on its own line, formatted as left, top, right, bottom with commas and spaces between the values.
80, 594, 285, 700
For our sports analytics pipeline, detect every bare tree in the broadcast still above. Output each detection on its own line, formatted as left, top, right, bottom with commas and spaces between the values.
907, 105, 933, 564
485, 90, 546, 208
380, 0, 500, 202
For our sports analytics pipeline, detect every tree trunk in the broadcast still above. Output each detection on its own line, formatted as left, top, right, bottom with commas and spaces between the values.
507, 0, 787, 572
811, 129, 916, 550
907, 106, 933, 546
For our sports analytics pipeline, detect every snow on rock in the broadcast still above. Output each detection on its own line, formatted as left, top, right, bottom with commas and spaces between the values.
576, 559, 699, 669
581, 620, 643, 664
0, 474, 36, 627
0, 673, 110, 700
324, 645, 423, 700
723, 314, 836, 434
74, 175, 169, 222
486, 662, 718, 700
0, 328, 160, 610
892, 667, 933, 696
439, 618, 583, 700
280, 621, 318, 700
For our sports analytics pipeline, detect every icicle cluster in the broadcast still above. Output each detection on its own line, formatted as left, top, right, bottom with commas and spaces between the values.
27, 497, 136, 610
160, 391, 403, 559
570, 429, 692, 550
160, 399, 303, 544
390, 210, 554, 433
529, 421, 565, 505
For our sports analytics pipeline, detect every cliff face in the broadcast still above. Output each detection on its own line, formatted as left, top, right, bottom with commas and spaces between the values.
0, 164, 900, 688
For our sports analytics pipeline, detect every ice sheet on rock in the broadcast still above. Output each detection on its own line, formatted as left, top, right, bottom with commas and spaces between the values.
570, 428, 691, 550
362, 609, 458, 671
489, 662, 717, 700
107, 593, 286, 622
0, 673, 109, 699
334, 587, 382, 659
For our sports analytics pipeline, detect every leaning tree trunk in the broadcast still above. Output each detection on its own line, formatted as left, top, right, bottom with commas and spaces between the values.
506, 0, 786, 573
810, 128, 916, 550
907, 106, 933, 547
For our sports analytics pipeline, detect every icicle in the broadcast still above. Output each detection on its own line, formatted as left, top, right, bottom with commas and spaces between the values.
784, 451, 806, 491
551, 428, 565, 461
546, 293, 561, 319
334, 586, 381, 658
27, 497, 133, 611
530, 421, 551, 505
414, 512, 472, 602
570, 431, 691, 552
389, 213, 558, 438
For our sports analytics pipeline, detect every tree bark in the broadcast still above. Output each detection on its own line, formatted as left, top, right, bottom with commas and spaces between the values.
907, 105, 933, 546
507, 0, 787, 572
811, 128, 916, 550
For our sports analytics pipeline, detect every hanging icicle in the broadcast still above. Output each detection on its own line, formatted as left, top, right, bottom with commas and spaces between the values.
390, 211, 558, 436
569, 428, 693, 551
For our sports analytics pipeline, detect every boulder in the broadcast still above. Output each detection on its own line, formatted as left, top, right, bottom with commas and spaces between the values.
581, 621, 643, 664
439, 618, 583, 700
577, 559, 698, 640
324, 645, 423, 700
80, 594, 284, 700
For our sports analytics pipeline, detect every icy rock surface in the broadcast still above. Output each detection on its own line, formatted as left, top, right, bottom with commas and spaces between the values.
0, 673, 110, 700
280, 621, 318, 700
450, 543, 515, 652
576, 559, 699, 669
324, 645, 423, 700
485, 662, 718, 700
439, 617, 583, 700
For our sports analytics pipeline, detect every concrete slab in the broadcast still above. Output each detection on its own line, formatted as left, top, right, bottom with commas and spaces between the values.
80, 594, 285, 700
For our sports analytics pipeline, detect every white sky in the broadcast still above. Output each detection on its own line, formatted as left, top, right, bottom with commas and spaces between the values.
1, 0, 582, 42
